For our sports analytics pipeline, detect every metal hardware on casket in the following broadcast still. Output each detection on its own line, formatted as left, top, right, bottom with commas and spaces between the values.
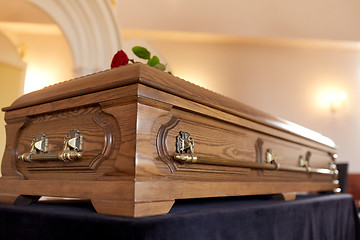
17, 133, 48, 162
265, 148, 280, 170
328, 153, 339, 176
173, 131, 337, 176
299, 151, 311, 172
176, 131, 194, 154
18, 129, 83, 162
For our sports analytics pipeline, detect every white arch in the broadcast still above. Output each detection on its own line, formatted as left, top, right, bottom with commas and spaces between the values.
28, 0, 123, 77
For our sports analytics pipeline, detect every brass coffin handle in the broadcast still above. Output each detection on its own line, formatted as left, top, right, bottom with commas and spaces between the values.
173, 131, 337, 176
18, 129, 83, 162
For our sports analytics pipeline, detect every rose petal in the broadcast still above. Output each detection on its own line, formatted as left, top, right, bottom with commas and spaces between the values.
111, 50, 129, 68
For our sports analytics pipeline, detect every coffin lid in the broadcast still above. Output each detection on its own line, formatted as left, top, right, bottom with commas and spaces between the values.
3, 63, 336, 148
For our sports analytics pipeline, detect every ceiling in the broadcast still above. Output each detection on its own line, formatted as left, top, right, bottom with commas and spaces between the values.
2, 0, 360, 45
0, 0, 60, 40
0, 0, 53, 24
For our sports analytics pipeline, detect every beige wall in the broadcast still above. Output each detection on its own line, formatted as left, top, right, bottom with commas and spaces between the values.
0, 28, 72, 172
118, 0, 360, 42
11, 32, 74, 93
0, 63, 23, 166
0, 31, 24, 173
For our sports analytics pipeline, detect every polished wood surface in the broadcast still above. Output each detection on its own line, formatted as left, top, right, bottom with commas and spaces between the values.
0, 63, 338, 217
4, 63, 335, 148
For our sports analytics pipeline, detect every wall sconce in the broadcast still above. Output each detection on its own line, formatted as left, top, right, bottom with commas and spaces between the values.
324, 90, 347, 113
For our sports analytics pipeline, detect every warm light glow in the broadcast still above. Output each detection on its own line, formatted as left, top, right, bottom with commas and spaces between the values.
24, 65, 54, 93
317, 88, 347, 112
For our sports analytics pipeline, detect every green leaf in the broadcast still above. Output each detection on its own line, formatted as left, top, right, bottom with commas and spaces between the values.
132, 46, 151, 59
147, 56, 160, 67
154, 63, 166, 71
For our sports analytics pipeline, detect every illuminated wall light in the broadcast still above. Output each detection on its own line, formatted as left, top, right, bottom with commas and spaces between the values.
330, 91, 347, 112
24, 66, 53, 94
317, 89, 347, 113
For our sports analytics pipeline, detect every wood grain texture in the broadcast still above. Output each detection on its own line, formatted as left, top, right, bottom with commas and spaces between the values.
92, 199, 175, 218
133, 181, 337, 202
4, 63, 334, 149
0, 63, 338, 217
0, 193, 21, 204
15, 106, 121, 180
138, 84, 335, 152
1, 117, 27, 178
0, 179, 135, 200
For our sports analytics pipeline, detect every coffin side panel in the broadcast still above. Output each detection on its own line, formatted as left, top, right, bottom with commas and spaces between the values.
1, 117, 28, 179
15, 106, 122, 180
144, 104, 337, 184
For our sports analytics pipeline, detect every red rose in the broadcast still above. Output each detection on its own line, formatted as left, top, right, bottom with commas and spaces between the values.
111, 50, 129, 68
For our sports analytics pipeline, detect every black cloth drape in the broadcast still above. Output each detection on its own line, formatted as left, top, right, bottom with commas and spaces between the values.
0, 193, 358, 240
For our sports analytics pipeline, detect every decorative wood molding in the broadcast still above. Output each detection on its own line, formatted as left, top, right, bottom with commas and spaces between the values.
90, 112, 116, 170
255, 137, 264, 176
156, 116, 179, 173
255, 138, 264, 164
15, 107, 116, 172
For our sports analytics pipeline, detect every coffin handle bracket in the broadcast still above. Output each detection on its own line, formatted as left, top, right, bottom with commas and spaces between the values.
265, 148, 280, 170
18, 130, 83, 162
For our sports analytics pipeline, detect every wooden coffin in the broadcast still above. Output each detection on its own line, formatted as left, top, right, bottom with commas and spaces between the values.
0, 63, 338, 217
